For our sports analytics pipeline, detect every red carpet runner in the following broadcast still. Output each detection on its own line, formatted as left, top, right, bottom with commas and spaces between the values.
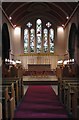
14, 85, 68, 119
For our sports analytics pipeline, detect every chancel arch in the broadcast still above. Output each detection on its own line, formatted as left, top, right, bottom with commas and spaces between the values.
2, 23, 10, 63
68, 23, 77, 59
77, 23, 79, 48
76, 23, 79, 65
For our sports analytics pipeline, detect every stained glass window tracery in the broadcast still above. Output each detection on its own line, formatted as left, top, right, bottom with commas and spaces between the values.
27, 22, 32, 28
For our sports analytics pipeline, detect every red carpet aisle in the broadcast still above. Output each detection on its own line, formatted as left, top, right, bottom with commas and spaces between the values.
14, 85, 68, 119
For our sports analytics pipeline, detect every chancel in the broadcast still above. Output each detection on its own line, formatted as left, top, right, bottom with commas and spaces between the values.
1, 1, 79, 119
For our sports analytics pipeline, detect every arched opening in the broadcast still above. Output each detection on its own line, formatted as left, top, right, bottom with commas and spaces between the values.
76, 23, 79, 66
2, 23, 10, 63
77, 23, 79, 48
68, 23, 77, 59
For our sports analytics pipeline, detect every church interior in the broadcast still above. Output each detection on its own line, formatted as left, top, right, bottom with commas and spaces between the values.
0, 1, 79, 119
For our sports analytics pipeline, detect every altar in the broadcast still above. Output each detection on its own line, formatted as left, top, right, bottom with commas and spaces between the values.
28, 64, 51, 71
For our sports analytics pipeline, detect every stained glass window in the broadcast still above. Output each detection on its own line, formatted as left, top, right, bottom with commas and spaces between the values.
43, 28, 48, 52
24, 19, 54, 54
30, 29, 35, 52
36, 19, 42, 53
49, 29, 54, 53
24, 29, 29, 53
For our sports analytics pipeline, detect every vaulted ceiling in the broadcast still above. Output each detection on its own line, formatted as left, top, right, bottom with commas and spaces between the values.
2, 2, 79, 28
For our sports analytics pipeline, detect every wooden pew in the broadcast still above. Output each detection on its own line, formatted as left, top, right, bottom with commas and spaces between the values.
3, 77, 24, 101
8, 97, 14, 119
2, 80, 19, 105
62, 80, 78, 105
0, 98, 2, 120
71, 85, 79, 119
1, 86, 9, 119
58, 77, 78, 102
59, 80, 79, 119
2, 83, 15, 109
0, 85, 15, 119
56, 63, 78, 81
67, 83, 79, 116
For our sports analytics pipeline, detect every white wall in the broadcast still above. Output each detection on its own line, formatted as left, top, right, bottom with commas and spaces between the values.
56, 26, 65, 55
13, 27, 22, 55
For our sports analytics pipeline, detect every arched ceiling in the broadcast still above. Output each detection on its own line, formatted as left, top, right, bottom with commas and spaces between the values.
2, 2, 79, 28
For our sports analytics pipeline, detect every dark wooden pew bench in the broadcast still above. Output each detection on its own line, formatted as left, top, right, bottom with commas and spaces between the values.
58, 77, 78, 102
0, 96, 2, 120
62, 80, 79, 104
1, 83, 15, 108
67, 83, 79, 114
0, 85, 15, 119
3, 77, 24, 100
58, 80, 79, 119
3, 80, 19, 105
